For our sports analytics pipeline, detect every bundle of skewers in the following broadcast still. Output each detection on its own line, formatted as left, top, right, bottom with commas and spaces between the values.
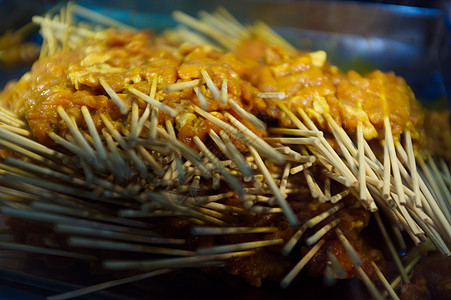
0, 3, 450, 300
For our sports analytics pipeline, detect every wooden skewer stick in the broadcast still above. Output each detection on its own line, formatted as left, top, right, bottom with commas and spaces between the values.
136, 145, 165, 176
280, 239, 326, 288
0, 139, 74, 174
406, 207, 451, 255
324, 177, 331, 201
279, 162, 291, 198
289, 162, 313, 175
48, 131, 95, 164
201, 69, 220, 100
194, 86, 209, 110
391, 224, 407, 256
324, 114, 358, 175
335, 228, 362, 266
134, 102, 151, 142
257, 92, 286, 99
47, 269, 172, 300
249, 206, 283, 214
330, 189, 350, 203
304, 169, 325, 201
196, 239, 283, 255
214, 7, 250, 39
198, 10, 243, 41
383, 136, 391, 200
249, 146, 299, 228
384, 118, 406, 205
0, 122, 31, 136
220, 79, 228, 106
393, 193, 425, 239
0, 108, 27, 127
55, 224, 184, 245
191, 226, 278, 235
57, 106, 98, 160
404, 131, 421, 207
163, 79, 200, 93
364, 139, 383, 171
0, 205, 160, 237
228, 98, 267, 132
417, 155, 451, 224
306, 203, 344, 228
335, 228, 385, 300
263, 137, 319, 145
191, 191, 235, 205
30, 201, 148, 228
297, 108, 357, 186
253, 20, 297, 54
428, 157, 451, 213
389, 254, 422, 292
373, 212, 410, 283
215, 130, 253, 182
440, 158, 451, 188
155, 127, 210, 179
0, 126, 67, 161
194, 106, 284, 164
99, 78, 129, 114
327, 251, 347, 278
171, 26, 221, 51
305, 218, 340, 246
172, 10, 239, 50
0, 241, 96, 261
193, 136, 245, 199
101, 114, 147, 177
128, 87, 178, 117
282, 224, 308, 256
103, 250, 254, 271
71, 3, 136, 31
354, 264, 385, 300
396, 146, 451, 241
357, 123, 367, 202
102, 129, 128, 179
3, 157, 87, 189
68, 236, 194, 256
128, 101, 140, 146
146, 107, 159, 141
81, 106, 108, 163
225, 112, 285, 164
324, 113, 379, 193
322, 169, 348, 186
268, 127, 322, 137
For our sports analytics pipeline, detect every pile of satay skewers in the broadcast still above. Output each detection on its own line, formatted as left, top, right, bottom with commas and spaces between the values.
0, 3, 450, 300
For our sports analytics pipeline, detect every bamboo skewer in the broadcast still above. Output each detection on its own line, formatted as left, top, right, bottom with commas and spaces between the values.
357, 124, 367, 201
305, 218, 340, 246
1, 7, 450, 300
384, 118, 406, 205
217, 130, 254, 182
193, 136, 245, 198
249, 146, 299, 228
373, 212, 410, 283
47, 269, 172, 300
196, 239, 283, 255
404, 131, 421, 207
164, 79, 200, 93
99, 78, 129, 115
0, 241, 96, 261
280, 239, 326, 288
